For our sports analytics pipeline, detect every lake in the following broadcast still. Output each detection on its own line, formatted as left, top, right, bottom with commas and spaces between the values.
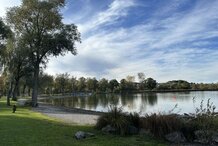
40, 91, 218, 115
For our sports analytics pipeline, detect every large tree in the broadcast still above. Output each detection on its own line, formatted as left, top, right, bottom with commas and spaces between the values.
55, 73, 70, 94
109, 79, 119, 92
39, 73, 54, 95
145, 78, 157, 90
0, 18, 13, 105
86, 78, 98, 92
77, 77, 86, 92
0, 18, 12, 73
6, 0, 81, 106
137, 72, 145, 90
98, 78, 109, 92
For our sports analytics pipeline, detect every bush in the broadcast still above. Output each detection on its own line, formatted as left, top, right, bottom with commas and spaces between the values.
190, 98, 217, 143
96, 98, 217, 141
140, 113, 183, 138
193, 98, 216, 130
127, 112, 140, 128
96, 105, 129, 135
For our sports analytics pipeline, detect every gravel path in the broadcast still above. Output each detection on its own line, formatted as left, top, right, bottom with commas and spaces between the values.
32, 103, 101, 125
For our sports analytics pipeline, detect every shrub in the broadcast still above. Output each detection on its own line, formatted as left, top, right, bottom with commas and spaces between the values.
140, 113, 183, 138
190, 98, 217, 143
127, 112, 140, 128
178, 98, 217, 143
193, 98, 216, 130
95, 105, 129, 135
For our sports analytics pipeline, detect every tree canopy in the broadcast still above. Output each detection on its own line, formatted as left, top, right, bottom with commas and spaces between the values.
6, 0, 81, 106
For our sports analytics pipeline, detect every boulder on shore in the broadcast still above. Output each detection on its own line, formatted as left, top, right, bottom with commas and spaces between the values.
101, 125, 117, 134
165, 131, 187, 143
75, 131, 95, 140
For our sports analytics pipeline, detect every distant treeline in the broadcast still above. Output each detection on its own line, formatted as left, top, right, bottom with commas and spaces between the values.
1, 72, 218, 96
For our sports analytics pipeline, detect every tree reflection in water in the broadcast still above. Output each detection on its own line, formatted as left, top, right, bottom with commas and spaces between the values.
39, 91, 218, 114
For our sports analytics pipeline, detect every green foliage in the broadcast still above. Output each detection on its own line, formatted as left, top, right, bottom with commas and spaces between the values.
119, 78, 137, 91
77, 77, 86, 91
54, 73, 70, 94
109, 79, 119, 92
98, 78, 109, 92
119, 79, 128, 91
39, 73, 54, 94
0, 18, 12, 72
6, 0, 81, 106
0, 18, 12, 43
157, 80, 191, 90
144, 78, 157, 90
86, 78, 98, 92
191, 83, 218, 90
70, 76, 78, 92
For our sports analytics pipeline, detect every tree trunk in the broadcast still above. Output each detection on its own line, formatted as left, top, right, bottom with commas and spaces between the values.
28, 87, 31, 96
17, 85, 20, 96
22, 84, 26, 96
7, 95, 10, 106
32, 65, 39, 107
12, 78, 19, 101
7, 81, 13, 106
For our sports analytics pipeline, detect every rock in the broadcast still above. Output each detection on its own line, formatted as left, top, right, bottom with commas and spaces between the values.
17, 99, 29, 106
75, 131, 86, 140
212, 132, 218, 143
194, 130, 214, 144
102, 125, 117, 134
85, 132, 95, 137
128, 126, 138, 135
75, 131, 95, 140
139, 129, 151, 135
165, 131, 187, 143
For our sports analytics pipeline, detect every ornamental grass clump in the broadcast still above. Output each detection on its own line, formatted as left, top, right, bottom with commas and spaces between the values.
140, 113, 183, 138
127, 112, 140, 128
96, 105, 129, 135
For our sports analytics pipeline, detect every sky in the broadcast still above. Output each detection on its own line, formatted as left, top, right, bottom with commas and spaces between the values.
0, 0, 218, 83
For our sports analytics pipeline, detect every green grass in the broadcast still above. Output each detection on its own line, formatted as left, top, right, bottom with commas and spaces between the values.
0, 98, 166, 146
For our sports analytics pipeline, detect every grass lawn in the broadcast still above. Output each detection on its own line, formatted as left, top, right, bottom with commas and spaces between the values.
0, 98, 167, 146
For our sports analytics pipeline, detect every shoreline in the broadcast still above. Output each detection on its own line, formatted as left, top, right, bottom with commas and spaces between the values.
32, 102, 218, 126
38, 90, 218, 98
119, 89, 218, 94
32, 102, 101, 125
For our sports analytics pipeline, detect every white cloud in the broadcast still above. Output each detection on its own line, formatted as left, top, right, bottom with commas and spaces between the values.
44, 0, 218, 82
151, 1, 218, 49
78, 0, 136, 34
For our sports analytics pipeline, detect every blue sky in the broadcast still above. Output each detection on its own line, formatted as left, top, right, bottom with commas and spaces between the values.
1, 0, 218, 83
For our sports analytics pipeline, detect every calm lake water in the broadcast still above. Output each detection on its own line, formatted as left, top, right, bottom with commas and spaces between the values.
40, 91, 218, 115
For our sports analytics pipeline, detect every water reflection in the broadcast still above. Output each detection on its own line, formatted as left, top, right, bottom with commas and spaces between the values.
40, 91, 218, 114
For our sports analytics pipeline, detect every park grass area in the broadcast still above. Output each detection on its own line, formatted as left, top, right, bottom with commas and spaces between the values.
0, 98, 166, 146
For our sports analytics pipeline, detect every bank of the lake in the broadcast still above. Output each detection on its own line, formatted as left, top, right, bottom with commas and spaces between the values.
0, 98, 166, 146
